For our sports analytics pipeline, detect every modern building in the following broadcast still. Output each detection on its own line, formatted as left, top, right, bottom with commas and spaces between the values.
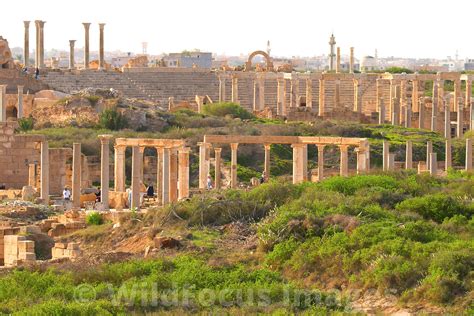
163, 52, 212, 68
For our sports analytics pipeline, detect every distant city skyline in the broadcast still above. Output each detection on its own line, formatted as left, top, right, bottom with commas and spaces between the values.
1, 0, 473, 59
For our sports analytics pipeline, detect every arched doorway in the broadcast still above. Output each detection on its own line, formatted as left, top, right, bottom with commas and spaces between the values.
6, 105, 17, 120
244, 50, 274, 72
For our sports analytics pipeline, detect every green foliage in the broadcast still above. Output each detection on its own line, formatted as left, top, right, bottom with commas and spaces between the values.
201, 102, 254, 120
86, 212, 103, 225
85, 95, 100, 106
98, 108, 128, 130
17, 117, 34, 132
384, 67, 414, 74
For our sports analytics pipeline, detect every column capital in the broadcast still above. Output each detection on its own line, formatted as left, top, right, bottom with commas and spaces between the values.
339, 144, 349, 151
139, 146, 145, 153
197, 142, 211, 148
23, 21, 30, 27
99, 23, 106, 29
17, 85, 24, 91
69, 40, 76, 46
83, 22, 91, 28
114, 144, 126, 151
230, 143, 239, 150
178, 146, 191, 154
214, 147, 222, 154
291, 143, 305, 148
317, 144, 326, 151
263, 143, 271, 150
98, 134, 113, 143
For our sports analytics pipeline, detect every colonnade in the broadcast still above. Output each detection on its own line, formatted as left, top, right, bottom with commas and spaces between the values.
199, 135, 370, 187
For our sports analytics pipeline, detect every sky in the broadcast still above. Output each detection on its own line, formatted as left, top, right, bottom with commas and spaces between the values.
1, 0, 472, 59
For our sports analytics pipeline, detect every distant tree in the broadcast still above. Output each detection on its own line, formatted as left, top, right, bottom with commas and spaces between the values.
384, 67, 414, 74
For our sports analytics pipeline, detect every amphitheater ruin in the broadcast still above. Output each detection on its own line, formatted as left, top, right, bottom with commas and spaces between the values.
1, 20, 474, 268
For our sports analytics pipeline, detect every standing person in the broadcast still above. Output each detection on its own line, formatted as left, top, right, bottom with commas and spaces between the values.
260, 171, 266, 184
207, 175, 213, 190
63, 187, 71, 200
34, 67, 39, 80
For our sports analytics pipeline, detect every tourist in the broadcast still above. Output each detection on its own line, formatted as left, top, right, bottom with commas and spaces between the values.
207, 175, 213, 190
260, 171, 266, 184
95, 187, 101, 202
34, 67, 39, 80
62, 187, 71, 200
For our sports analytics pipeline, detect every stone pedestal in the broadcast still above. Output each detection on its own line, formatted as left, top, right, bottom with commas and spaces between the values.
429, 153, 437, 176
99, 135, 112, 210
405, 140, 413, 169
40, 141, 49, 205
230, 143, 239, 188
198, 142, 210, 189
178, 147, 190, 199
114, 145, 126, 192
17, 86, 24, 119
72, 143, 81, 207
339, 145, 349, 176
82, 23, 91, 69
292, 144, 305, 184
214, 148, 222, 190
382, 140, 390, 171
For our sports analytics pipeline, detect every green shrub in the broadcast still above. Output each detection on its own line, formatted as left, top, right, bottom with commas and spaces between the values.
202, 102, 254, 119
85, 95, 100, 106
17, 117, 34, 132
86, 212, 103, 225
98, 108, 128, 130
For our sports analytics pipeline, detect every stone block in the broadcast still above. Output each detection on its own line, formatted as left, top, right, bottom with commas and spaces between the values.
54, 242, 67, 249
18, 240, 35, 253
18, 252, 36, 261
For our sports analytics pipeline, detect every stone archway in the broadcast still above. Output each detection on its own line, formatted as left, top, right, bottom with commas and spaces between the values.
244, 50, 274, 72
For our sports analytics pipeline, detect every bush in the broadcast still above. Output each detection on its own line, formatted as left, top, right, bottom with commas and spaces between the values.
202, 102, 254, 120
85, 95, 100, 106
17, 117, 34, 132
98, 108, 128, 130
86, 212, 103, 225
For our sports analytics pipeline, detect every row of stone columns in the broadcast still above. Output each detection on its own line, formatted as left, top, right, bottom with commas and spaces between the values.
23, 20, 46, 68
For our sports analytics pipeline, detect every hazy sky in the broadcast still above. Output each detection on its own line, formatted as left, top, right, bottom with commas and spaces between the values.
1, 0, 472, 59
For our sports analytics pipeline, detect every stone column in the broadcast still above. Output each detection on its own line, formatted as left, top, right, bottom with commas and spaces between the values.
99, 135, 112, 209
471, 100, 474, 132
169, 149, 178, 202
305, 78, 312, 108
419, 98, 425, 129
290, 78, 299, 107
317, 144, 325, 181
405, 99, 412, 128
231, 75, 239, 104
37, 21, 45, 68
383, 140, 390, 171
40, 141, 49, 205
388, 153, 395, 171
98, 23, 105, 70
218, 76, 226, 102
334, 80, 341, 109
432, 80, 439, 131
444, 101, 451, 139
28, 164, 36, 187
336, 47, 341, 73
34, 20, 40, 68
23, 21, 30, 68
230, 143, 239, 188
303, 144, 308, 181
131, 146, 140, 209
277, 78, 286, 116
426, 141, 433, 171
252, 80, 258, 112
379, 98, 385, 124
412, 80, 419, 112
214, 148, 222, 190
356, 143, 370, 174
339, 145, 349, 176
406, 140, 413, 169
318, 79, 325, 117
264, 144, 271, 180
17, 86, 24, 119
114, 145, 126, 192
162, 147, 170, 205
353, 79, 362, 113
349, 47, 354, 73
156, 147, 163, 204
454, 80, 461, 112
292, 144, 305, 184
445, 139, 452, 171
466, 81, 472, 114
198, 142, 210, 189
258, 76, 265, 110
0, 85, 6, 122
69, 40, 76, 70
429, 153, 437, 176
466, 138, 473, 172
71, 143, 82, 207
83, 23, 91, 69
178, 147, 190, 199
457, 98, 464, 138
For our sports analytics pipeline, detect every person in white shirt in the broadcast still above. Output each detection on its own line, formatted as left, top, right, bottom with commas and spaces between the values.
63, 187, 71, 200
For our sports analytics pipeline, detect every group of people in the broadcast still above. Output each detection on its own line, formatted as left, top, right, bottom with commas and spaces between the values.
22, 67, 40, 80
